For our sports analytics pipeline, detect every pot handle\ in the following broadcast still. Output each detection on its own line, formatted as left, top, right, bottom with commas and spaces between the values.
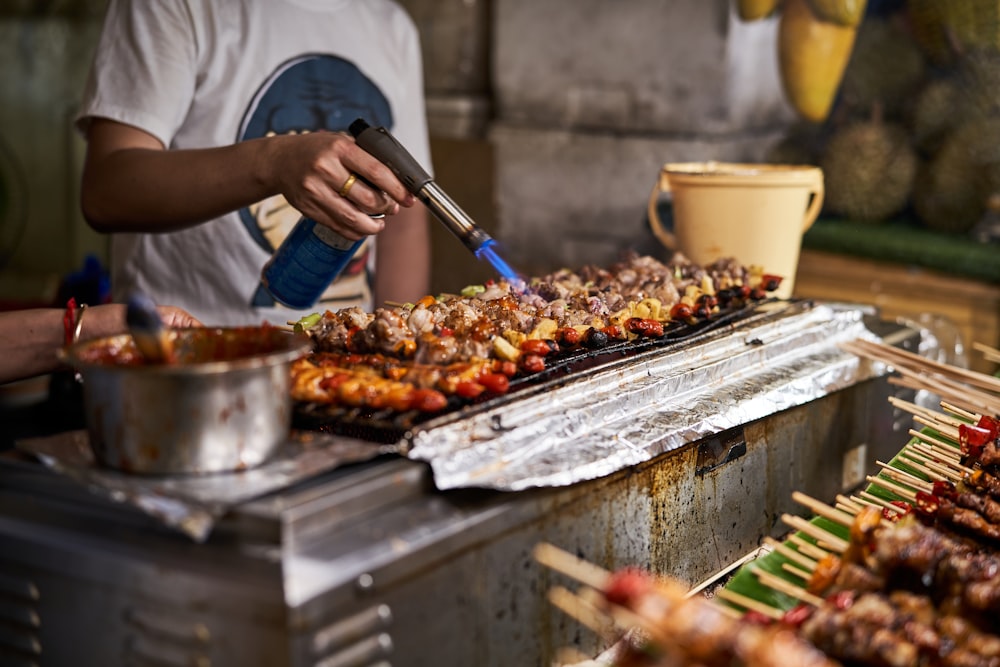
802, 169, 825, 233
646, 169, 676, 251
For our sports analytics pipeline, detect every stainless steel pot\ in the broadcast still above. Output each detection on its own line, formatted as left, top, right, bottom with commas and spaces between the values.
60, 327, 311, 475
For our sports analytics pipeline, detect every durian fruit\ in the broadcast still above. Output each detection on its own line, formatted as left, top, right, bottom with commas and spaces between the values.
820, 116, 918, 222
909, 75, 964, 155
954, 48, 1000, 121
914, 118, 1000, 233
838, 16, 927, 120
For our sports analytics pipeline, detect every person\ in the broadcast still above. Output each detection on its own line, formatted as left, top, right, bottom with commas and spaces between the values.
75, 0, 432, 327
0, 302, 199, 385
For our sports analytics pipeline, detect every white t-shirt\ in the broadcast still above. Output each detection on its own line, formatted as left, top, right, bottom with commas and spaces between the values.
76, 0, 431, 326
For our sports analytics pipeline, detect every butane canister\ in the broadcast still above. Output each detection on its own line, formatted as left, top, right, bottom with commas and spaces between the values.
259, 217, 363, 310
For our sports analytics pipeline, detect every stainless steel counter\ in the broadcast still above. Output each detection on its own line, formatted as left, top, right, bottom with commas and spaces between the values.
0, 302, 919, 666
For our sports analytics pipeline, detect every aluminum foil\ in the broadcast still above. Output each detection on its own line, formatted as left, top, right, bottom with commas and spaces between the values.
406, 301, 892, 491
16, 430, 396, 542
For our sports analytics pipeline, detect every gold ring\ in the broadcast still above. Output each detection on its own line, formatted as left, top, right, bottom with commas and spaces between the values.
338, 172, 358, 198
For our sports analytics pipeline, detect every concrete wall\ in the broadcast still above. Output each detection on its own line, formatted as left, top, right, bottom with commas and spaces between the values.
0, 3, 108, 305
487, 0, 796, 277
0, 0, 796, 305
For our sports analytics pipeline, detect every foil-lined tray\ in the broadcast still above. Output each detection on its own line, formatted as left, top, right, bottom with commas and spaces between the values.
403, 300, 890, 491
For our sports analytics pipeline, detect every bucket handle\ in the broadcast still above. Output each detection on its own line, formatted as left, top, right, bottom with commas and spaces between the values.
646, 167, 826, 251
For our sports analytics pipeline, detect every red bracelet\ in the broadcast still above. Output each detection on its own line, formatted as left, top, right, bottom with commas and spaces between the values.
63, 297, 78, 346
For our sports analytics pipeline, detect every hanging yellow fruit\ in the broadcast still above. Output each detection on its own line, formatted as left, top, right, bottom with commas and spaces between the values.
778, 0, 860, 123
736, 0, 782, 21
805, 0, 868, 27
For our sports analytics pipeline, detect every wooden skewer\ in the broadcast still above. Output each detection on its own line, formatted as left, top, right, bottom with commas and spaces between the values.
763, 536, 818, 572
876, 460, 932, 492
787, 534, 835, 561
792, 491, 854, 528
781, 514, 849, 553
547, 585, 616, 638
533, 543, 610, 591
782, 562, 814, 582
714, 587, 784, 620
753, 568, 825, 607
972, 341, 1000, 364
866, 475, 918, 502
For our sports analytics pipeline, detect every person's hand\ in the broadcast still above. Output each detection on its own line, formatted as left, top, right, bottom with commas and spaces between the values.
267, 130, 416, 241
156, 306, 201, 328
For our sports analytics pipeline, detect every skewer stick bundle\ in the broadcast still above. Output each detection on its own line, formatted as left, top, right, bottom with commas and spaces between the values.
876, 460, 932, 492
888, 396, 967, 431
791, 491, 855, 528
972, 341, 1000, 364
787, 534, 835, 562
842, 338, 1000, 395
763, 536, 818, 571
940, 401, 980, 422
866, 474, 918, 502
912, 415, 959, 440
780, 514, 848, 553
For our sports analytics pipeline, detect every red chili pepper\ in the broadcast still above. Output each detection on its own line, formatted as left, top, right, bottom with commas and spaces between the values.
438, 326, 454, 337
977, 414, 1000, 439
932, 479, 957, 500
914, 490, 939, 517
883, 500, 913, 522
959, 423, 992, 459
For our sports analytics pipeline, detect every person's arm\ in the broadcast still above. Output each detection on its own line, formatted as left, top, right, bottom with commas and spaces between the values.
0, 303, 200, 384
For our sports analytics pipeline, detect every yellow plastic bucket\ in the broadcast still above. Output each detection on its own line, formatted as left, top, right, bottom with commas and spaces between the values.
647, 161, 824, 300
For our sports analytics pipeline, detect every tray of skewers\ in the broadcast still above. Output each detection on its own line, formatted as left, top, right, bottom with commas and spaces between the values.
289, 252, 785, 442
